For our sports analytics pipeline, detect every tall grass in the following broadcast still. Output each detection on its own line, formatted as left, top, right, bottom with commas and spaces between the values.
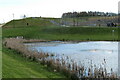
4, 38, 118, 79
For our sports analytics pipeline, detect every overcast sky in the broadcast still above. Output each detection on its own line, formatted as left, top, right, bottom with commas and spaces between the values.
0, 0, 119, 23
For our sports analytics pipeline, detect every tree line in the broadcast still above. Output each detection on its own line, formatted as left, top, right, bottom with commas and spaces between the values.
62, 11, 117, 18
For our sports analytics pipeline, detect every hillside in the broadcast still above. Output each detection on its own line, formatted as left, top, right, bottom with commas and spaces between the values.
3, 16, 118, 28
3, 17, 57, 28
2, 17, 119, 41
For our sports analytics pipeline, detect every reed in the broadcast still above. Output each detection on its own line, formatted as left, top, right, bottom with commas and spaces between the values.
3, 38, 118, 80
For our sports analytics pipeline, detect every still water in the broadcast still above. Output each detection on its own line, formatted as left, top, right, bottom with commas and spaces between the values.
24, 41, 118, 73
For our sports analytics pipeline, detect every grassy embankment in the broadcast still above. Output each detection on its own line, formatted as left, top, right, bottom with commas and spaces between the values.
3, 17, 119, 41
2, 47, 65, 78
0, 27, 2, 79
2, 18, 66, 78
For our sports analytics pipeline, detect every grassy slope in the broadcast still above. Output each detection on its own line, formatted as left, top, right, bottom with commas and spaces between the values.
0, 51, 1, 79
3, 17, 119, 41
0, 27, 2, 79
4, 17, 54, 28
43, 27, 119, 40
3, 18, 66, 78
2, 47, 65, 78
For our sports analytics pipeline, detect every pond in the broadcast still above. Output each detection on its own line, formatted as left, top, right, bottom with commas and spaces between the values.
24, 41, 118, 74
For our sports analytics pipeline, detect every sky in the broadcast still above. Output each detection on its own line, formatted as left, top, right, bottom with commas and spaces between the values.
0, 0, 119, 23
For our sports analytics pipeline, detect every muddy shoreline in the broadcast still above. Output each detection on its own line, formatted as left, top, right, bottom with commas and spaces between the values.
24, 40, 119, 44
23, 38, 119, 43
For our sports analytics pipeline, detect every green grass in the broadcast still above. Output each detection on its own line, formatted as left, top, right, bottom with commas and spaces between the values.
3, 25, 119, 41
0, 27, 2, 79
0, 51, 2, 79
3, 17, 119, 41
2, 17, 119, 78
2, 47, 65, 78
4, 17, 54, 28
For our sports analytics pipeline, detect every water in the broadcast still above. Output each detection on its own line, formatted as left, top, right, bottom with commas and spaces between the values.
24, 41, 118, 73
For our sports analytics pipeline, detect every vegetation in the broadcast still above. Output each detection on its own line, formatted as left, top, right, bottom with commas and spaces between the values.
2, 17, 119, 79
2, 17, 119, 41
0, 51, 1, 79
2, 46, 65, 78
2, 18, 66, 78
3, 38, 118, 79
62, 11, 117, 18
0, 27, 2, 79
